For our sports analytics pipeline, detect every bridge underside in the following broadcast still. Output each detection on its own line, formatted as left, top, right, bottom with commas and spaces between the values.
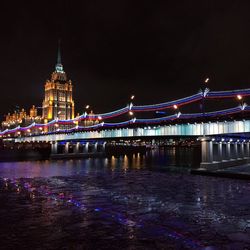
2, 120, 250, 170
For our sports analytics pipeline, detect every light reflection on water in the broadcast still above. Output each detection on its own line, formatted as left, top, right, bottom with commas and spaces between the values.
0, 149, 249, 249
0, 149, 193, 179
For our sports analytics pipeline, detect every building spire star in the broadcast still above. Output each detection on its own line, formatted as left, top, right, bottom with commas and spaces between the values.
55, 39, 64, 73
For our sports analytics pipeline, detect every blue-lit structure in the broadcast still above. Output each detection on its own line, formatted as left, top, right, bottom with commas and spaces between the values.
2, 87, 250, 169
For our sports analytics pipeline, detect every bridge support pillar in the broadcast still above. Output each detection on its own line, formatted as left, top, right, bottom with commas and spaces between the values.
200, 137, 213, 167
226, 143, 231, 161
200, 139, 250, 170
51, 142, 58, 155
221, 143, 227, 161
218, 142, 223, 162
84, 142, 89, 153
65, 142, 69, 154
234, 143, 239, 160
94, 142, 98, 153
240, 143, 244, 159
102, 142, 107, 153
74, 142, 80, 154
245, 142, 250, 159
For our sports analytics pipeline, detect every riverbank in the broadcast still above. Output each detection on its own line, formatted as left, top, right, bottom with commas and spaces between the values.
191, 163, 250, 180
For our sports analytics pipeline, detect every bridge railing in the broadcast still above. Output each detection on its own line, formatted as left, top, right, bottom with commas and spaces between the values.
13, 119, 250, 143
3, 87, 250, 138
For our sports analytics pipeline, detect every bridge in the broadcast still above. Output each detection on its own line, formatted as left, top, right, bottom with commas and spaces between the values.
2, 87, 250, 169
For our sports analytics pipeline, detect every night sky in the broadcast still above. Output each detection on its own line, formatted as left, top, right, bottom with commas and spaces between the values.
1, 1, 250, 119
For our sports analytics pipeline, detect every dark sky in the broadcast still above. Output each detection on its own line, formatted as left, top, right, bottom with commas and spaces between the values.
0, 1, 250, 118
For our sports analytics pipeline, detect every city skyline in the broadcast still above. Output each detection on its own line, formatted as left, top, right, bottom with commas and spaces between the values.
1, 1, 250, 118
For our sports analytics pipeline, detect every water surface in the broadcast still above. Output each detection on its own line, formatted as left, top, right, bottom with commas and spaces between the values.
0, 151, 250, 249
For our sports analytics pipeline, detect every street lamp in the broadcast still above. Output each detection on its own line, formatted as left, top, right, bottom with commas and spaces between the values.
129, 95, 135, 107
236, 95, 245, 118
173, 104, 180, 121
202, 77, 209, 106
237, 94, 243, 102
84, 105, 90, 115
237, 94, 244, 107
128, 95, 135, 116
201, 77, 209, 137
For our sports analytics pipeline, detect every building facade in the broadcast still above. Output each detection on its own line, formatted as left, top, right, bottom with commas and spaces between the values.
1, 45, 104, 134
42, 46, 75, 121
1, 105, 42, 129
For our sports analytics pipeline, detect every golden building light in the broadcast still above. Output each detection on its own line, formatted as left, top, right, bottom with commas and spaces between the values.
42, 43, 75, 121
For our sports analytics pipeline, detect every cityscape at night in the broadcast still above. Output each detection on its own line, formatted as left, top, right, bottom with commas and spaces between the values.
1, 1, 250, 250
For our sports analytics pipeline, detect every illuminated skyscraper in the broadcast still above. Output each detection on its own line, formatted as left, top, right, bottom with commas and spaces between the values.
42, 44, 74, 121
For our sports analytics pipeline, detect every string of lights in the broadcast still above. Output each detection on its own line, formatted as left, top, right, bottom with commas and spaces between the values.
2, 88, 250, 136
1, 104, 248, 136
30, 88, 250, 125
206, 89, 250, 98
133, 93, 203, 112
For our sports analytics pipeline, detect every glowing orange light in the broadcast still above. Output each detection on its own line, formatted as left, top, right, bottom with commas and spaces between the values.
205, 78, 209, 83
98, 116, 102, 120
173, 104, 178, 109
237, 95, 242, 100
129, 111, 134, 116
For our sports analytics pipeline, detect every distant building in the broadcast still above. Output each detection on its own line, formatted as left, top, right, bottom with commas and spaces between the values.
42, 44, 75, 121
77, 110, 100, 127
1, 105, 42, 129
1, 43, 99, 132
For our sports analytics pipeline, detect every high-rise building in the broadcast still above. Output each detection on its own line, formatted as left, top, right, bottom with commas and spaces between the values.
42, 44, 75, 121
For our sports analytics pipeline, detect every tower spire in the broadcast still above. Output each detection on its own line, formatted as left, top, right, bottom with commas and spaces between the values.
55, 39, 64, 73
57, 39, 62, 65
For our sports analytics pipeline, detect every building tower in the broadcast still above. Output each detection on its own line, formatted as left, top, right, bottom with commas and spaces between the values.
42, 43, 75, 121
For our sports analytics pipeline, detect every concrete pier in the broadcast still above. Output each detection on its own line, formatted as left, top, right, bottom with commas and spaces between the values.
200, 137, 250, 170
50, 141, 105, 159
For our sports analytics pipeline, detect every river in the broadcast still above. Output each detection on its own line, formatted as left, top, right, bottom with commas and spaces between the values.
0, 149, 250, 249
